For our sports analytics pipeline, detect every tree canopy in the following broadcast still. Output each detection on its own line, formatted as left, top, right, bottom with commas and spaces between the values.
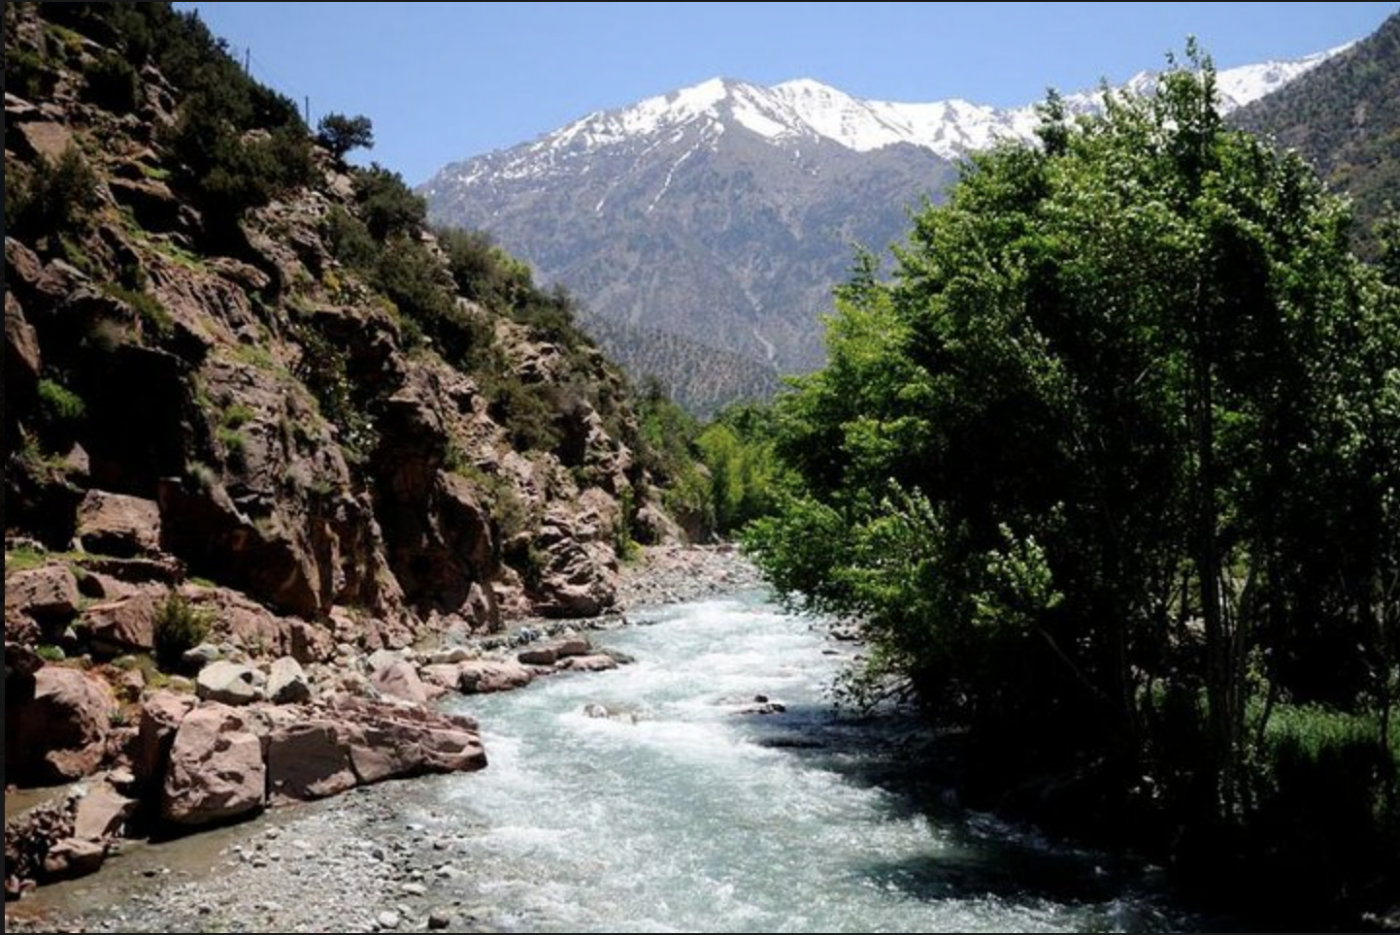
748, 48, 1400, 915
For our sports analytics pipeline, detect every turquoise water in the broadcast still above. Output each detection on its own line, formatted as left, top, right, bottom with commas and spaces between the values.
436, 592, 1196, 933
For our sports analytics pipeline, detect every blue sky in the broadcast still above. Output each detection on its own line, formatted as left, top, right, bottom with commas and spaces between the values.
181, 2, 1397, 184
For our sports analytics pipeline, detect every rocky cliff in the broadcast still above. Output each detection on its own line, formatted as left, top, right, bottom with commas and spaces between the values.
3, 2, 683, 891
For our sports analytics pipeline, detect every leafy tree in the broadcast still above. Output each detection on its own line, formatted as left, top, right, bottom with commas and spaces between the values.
749, 45, 1400, 906
353, 163, 426, 240
317, 112, 374, 160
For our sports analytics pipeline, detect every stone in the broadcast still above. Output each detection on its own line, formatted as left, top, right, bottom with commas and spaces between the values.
76, 490, 162, 557
5, 564, 80, 622
162, 704, 267, 826
83, 589, 164, 656
419, 663, 465, 692
6, 289, 41, 390
377, 910, 401, 930
370, 660, 428, 705
428, 911, 452, 930
182, 643, 223, 669
195, 660, 265, 706
555, 654, 619, 673
518, 636, 591, 665
266, 722, 357, 804
16, 121, 73, 161
6, 667, 113, 783
456, 659, 533, 694
267, 656, 313, 704
72, 782, 137, 841
135, 691, 196, 787
428, 646, 473, 665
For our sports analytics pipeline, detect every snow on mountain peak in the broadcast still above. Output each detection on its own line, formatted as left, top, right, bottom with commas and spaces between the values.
500, 43, 1347, 177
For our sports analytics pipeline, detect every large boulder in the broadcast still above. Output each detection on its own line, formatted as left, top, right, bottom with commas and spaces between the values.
82, 589, 164, 656
195, 661, 265, 706
266, 656, 312, 704
6, 667, 113, 783
266, 722, 357, 804
5, 564, 80, 623
266, 695, 486, 804
75, 490, 162, 558
370, 660, 428, 705
162, 704, 266, 826
134, 691, 196, 787
457, 659, 533, 694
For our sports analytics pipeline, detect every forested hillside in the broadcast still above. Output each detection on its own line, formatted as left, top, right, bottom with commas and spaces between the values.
1234, 11, 1400, 253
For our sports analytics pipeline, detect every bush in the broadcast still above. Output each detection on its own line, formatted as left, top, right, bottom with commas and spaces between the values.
353, 163, 425, 240
317, 112, 374, 160
102, 283, 174, 340
324, 205, 376, 270
83, 50, 140, 113
153, 593, 212, 670
6, 46, 56, 100
37, 378, 86, 425
11, 147, 102, 241
439, 228, 533, 310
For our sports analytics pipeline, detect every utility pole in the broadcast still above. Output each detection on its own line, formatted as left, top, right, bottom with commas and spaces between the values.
244, 47, 250, 75
305, 96, 311, 126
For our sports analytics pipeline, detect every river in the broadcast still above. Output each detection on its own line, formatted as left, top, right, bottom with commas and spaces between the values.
431, 591, 1197, 933
15, 589, 1213, 933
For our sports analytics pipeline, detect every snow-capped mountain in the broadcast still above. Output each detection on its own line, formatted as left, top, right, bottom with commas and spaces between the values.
423, 47, 1342, 406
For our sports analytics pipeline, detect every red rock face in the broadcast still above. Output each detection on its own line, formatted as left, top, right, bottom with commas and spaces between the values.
161, 704, 267, 826
6, 667, 114, 784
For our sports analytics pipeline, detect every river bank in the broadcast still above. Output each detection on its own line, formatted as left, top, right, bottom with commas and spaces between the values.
4, 546, 760, 933
7, 571, 1227, 935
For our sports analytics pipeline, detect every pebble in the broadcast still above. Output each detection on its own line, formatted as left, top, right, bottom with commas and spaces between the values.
377, 910, 402, 930
401, 882, 428, 896
428, 911, 452, 930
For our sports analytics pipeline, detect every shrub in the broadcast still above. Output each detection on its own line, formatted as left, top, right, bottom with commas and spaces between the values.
353, 163, 425, 240
37, 378, 87, 425
6, 46, 55, 100
153, 593, 212, 670
83, 50, 140, 113
102, 283, 174, 340
324, 205, 376, 270
11, 147, 102, 241
35, 644, 67, 663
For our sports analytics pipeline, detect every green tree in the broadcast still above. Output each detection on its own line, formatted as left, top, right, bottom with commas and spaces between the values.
749, 46, 1400, 894
317, 112, 374, 160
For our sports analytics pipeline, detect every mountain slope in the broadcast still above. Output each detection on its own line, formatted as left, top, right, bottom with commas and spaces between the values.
4, 1, 682, 644
1233, 12, 1400, 254
424, 51, 1339, 408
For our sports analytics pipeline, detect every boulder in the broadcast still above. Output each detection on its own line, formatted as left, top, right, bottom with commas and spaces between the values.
75, 490, 162, 557
266, 656, 312, 704
83, 589, 164, 655
135, 691, 196, 787
15, 121, 73, 161
419, 663, 466, 692
266, 722, 356, 804
370, 660, 428, 705
181, 642, 222, 669
72, 781, 137, 841
6, 667, 114, 783
457, 659, 533, 694
556, 654, 619, 673
6, 289, 41, 390
162, 704, 266, 826
5, 564, 80, 622
518, 636, 592, 666
195, 661, 265, 706
329, 696, 485, 784
428, 646, 473, 665
267, 695, 486, 803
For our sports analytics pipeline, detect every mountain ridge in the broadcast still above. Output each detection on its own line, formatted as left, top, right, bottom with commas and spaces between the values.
424, 45, 1345, 411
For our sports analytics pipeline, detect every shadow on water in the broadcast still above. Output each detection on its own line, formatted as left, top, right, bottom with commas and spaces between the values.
741, 701, 1236, 933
